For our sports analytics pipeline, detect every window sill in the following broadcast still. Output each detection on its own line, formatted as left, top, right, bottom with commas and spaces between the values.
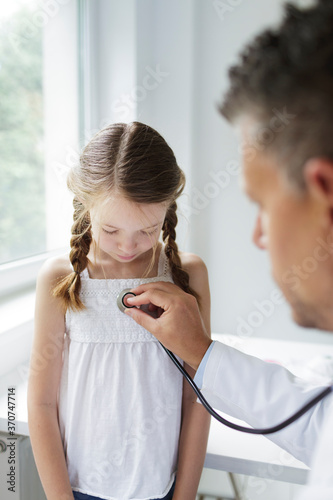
0, 288, 35, 381
0, 288, 35, 335
0, 248, 68, 299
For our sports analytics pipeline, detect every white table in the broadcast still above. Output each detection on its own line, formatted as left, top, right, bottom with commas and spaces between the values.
1, 334, 333, 485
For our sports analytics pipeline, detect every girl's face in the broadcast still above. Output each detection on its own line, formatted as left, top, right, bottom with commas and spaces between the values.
90, 195, 168, 264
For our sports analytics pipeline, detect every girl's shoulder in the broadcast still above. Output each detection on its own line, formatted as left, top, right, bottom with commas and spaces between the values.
37, 253, 73, 284
179, 251, 209, 286
34, 254, 73, 329
179, 251, 208, 274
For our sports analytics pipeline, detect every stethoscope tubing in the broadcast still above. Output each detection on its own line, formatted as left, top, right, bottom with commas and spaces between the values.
117, 288, 333, 434
159, 342, 333, 435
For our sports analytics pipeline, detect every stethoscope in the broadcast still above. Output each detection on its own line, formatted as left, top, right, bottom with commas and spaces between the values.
117, 289, 333, 435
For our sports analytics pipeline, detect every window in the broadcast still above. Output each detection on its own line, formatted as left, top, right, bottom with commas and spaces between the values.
0, 1, 45, 265
0, 0, 79, 295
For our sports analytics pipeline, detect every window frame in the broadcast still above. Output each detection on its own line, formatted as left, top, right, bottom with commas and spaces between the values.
0, 1, 80, 299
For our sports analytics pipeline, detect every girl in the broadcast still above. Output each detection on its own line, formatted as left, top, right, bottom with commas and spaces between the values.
27, 121, 211, 500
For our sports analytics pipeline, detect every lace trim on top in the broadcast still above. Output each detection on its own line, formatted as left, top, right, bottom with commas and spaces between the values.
65, 245, 172, 344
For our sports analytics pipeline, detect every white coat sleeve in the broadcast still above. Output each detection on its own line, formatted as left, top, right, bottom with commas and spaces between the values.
200, 341, 333, 467
295, 403, 333, 499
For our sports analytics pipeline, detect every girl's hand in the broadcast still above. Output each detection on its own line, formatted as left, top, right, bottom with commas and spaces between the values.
124, 281, 212, 370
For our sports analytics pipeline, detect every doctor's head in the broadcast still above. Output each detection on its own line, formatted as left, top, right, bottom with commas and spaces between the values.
220, 0, 333, 331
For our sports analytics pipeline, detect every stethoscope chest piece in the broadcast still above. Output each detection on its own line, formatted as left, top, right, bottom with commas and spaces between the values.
117, 289, 137, 313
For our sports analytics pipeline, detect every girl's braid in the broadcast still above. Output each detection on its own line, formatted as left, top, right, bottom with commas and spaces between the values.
52, 198, 92, 312
162, 201, 199, 303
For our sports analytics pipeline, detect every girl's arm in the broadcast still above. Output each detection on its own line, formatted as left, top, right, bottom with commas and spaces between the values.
27, 257, 74, 500
172, 254, 211, 500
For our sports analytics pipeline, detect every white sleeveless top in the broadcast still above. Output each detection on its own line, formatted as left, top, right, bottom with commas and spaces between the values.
57, 246, 183, 500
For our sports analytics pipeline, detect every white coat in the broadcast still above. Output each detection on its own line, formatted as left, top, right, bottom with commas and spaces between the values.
198, 342, 333, 499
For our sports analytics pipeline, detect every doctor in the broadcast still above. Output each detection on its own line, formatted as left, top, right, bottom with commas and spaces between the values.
125, 1, 333, 497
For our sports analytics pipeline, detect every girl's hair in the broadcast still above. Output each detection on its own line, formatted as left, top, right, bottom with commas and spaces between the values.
52, 121, 199, 312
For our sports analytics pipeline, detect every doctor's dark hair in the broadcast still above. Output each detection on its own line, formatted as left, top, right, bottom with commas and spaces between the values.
219, 0, 333, 192
52, 121, 199, 312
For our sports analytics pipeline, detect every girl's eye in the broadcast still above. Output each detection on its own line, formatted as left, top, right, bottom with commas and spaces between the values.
141, 228, 158, 236
102, 227, 158, 236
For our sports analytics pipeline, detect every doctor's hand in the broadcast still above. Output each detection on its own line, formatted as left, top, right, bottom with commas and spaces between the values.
124, 281, 212, 370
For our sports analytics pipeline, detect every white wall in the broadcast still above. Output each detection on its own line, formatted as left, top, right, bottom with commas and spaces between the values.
90, 0, 333, 345
187, 0, 333, 344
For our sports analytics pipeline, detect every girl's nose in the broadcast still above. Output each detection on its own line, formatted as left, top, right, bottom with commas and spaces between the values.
118, 236, 137, 254
252, 213, 268, 250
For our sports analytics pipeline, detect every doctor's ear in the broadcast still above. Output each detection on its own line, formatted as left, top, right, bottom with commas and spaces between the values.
304, 158, 333, 212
